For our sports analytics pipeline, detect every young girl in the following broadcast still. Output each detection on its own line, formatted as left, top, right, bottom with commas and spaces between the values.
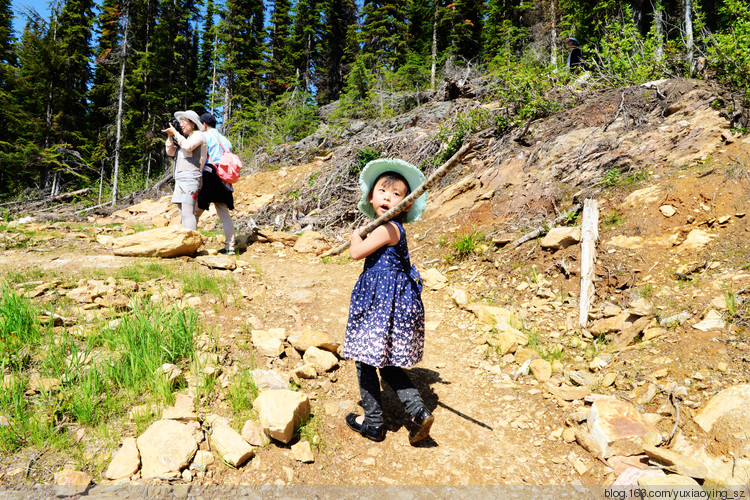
344, 158, 433, 445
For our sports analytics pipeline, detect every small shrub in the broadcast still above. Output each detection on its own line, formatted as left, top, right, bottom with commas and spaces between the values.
639, 284, 654, 299
351, 148, 381, 177
603, 211, 624, 227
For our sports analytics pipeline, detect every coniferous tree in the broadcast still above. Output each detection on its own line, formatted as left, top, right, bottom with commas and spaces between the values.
14, 12, 67, 189
438, 0, 483, 63
218, 0, 265, 133
405, 0, 434, 58
358, 0, 408, 72
0, 0, 15, 67
266, 0, 295, 100
56, 0, 96, 145
200, 0, 218, 111
289, 0, 323, 95
90, 0, 122, 136
316, 0, 358, 103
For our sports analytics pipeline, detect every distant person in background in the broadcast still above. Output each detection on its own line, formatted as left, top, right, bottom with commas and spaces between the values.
164, 110, 206, 230
566, 37, 583, 72
196, 113, 236, 254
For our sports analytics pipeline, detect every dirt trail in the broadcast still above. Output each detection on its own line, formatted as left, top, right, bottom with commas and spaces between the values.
0, 230, 582, 486
192, 245, 574, 485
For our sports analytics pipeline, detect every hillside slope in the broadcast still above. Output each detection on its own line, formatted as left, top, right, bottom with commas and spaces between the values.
0, 77, 748, 491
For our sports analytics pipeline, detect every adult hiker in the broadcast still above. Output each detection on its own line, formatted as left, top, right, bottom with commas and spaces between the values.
163, 110, 206, 230
196, 113, 236, 254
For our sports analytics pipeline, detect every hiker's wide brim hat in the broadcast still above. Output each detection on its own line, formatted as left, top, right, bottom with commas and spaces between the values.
358, 158, 428, 223
174, 110, 203, 132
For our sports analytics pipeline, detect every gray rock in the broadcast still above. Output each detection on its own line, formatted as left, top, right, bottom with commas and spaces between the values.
250, 369, 289, 390
569, 370, 598, 388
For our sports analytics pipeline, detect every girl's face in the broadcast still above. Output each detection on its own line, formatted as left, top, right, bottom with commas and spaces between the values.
179, 118, 194, 135
369, 177, 409, 217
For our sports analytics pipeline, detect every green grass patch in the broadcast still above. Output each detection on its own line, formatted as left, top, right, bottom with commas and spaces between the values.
114, 261, 174, 282
226, 368, 259, 423
0, 293, 198, 453
602, 168, 649, 188
603, 211, 624, 228
452, 230, 485, 258
298, 413, 323, 448
0, 287, 48, 371
179, 266, 236, 299
2, 269, 49, 286
639, 284, 654, 298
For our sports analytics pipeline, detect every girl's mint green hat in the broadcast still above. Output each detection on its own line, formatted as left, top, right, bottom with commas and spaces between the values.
358, 158, 428, 223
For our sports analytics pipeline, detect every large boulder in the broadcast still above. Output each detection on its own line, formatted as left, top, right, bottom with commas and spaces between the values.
694, 384, 750, 433
111, 226, 203, 257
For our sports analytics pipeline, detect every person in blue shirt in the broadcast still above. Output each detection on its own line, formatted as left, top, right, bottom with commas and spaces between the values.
196, 113, 236, 254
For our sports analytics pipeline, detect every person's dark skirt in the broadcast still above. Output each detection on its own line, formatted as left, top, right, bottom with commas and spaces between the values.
197, 167, 234, 210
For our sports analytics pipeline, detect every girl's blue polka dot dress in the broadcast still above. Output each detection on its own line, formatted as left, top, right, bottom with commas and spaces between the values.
344, 221, 425, 368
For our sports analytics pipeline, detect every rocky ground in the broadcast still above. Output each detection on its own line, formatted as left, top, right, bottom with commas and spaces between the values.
0, 77, 749, 495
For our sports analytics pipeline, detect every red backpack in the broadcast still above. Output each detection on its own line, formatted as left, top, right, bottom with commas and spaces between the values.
209, 131, 242, 183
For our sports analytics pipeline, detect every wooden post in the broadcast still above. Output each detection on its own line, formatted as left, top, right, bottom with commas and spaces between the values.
578, 198, 599, 328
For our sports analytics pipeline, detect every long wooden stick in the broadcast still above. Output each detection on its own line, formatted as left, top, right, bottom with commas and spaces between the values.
324, 140, 475, 257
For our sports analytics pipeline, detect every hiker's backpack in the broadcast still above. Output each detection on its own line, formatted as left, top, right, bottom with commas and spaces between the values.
210, 131, 242, 184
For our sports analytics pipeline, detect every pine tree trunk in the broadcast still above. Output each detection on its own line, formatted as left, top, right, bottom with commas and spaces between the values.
111, 5, 129, 205
431, 1, 438, 90
655, 0, 664, 60
550, 0, 557, 66
684, 0, 694, 71
223, 75, 232, 127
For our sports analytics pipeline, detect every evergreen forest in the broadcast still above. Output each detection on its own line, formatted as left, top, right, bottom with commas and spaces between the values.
0, 0, 749, 206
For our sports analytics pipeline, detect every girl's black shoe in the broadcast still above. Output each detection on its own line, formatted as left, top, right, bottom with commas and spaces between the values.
345, 413, 386, 442
408, 408, 434, 445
